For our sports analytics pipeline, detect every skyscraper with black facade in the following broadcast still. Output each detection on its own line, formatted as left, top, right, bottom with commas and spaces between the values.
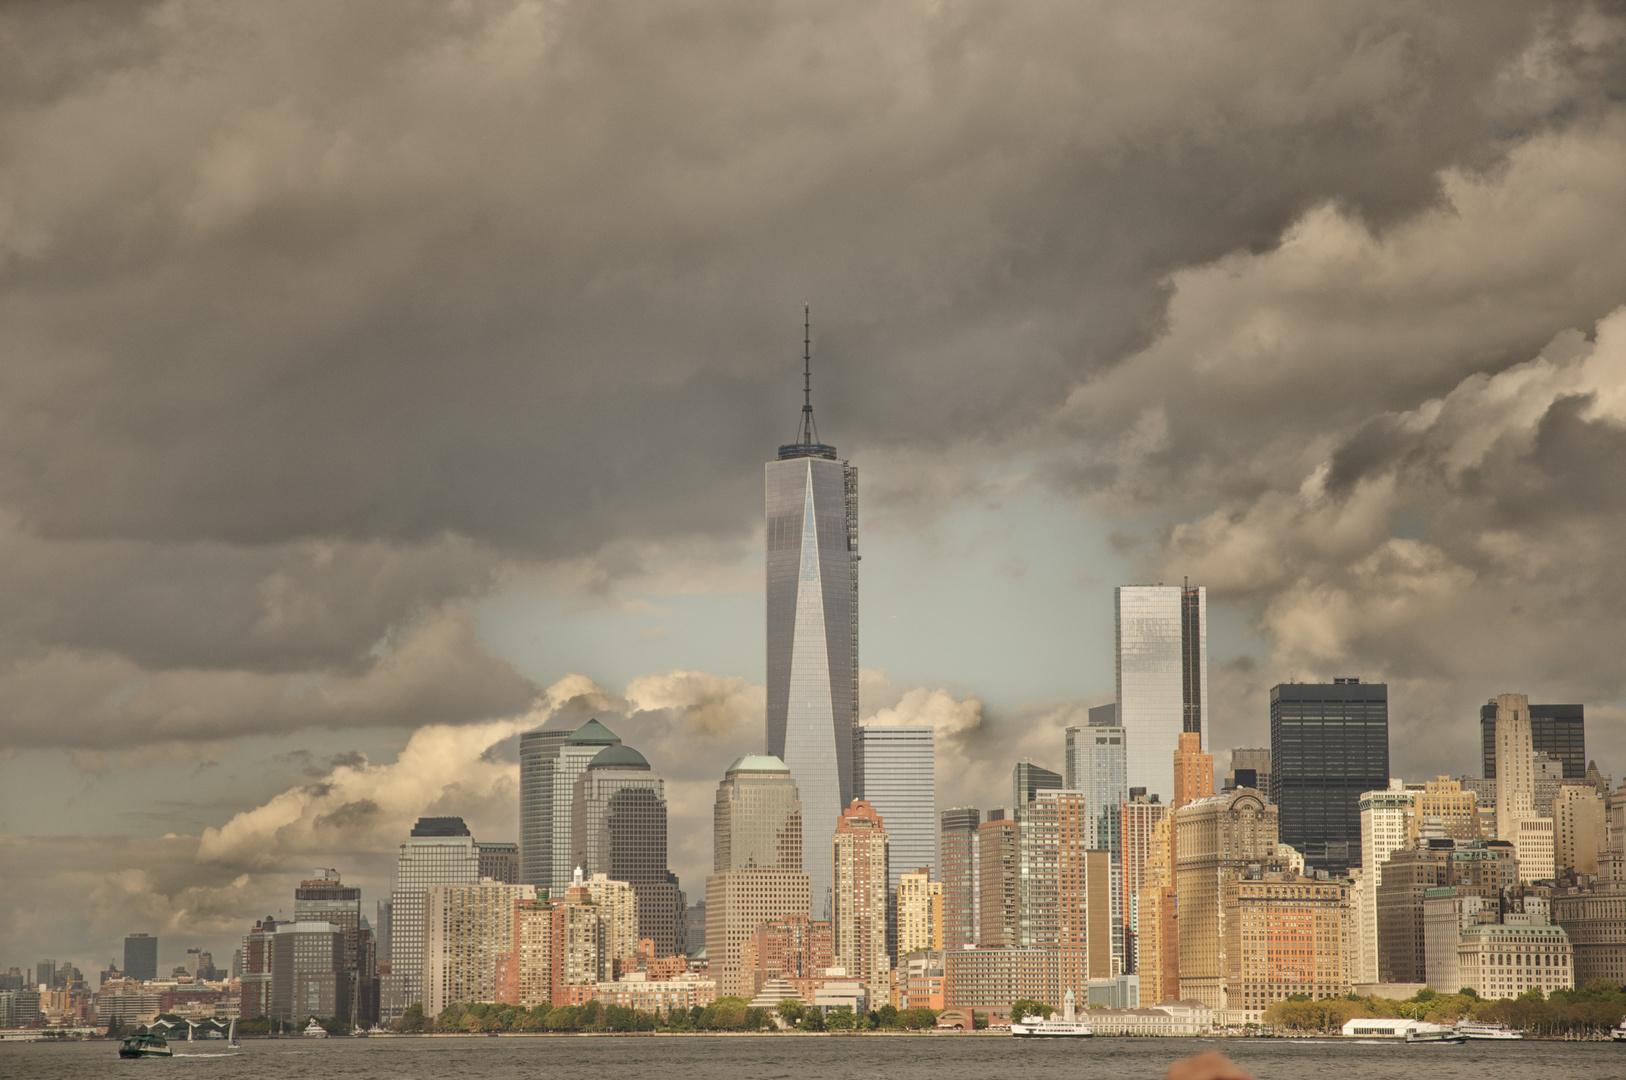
1479, 701, 1585, 780
1269, 678, 1389, 874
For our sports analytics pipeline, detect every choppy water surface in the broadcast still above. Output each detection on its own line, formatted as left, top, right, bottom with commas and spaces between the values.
3, 1033, 1622, 1080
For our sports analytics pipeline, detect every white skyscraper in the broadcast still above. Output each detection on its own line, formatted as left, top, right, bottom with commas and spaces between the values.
1115, 584, 1206, 803
1354, 783, 1413, 985
382, 817, 479, 1020
766, 310, 857, 919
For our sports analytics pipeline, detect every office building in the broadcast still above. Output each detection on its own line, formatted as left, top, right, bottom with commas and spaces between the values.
570, 742, 680, 955
477, 842, 519, 885
1553, 882, 1626, 985
1225, 749, 1271, 792
123, 934, 158, 983
1224, 868, 1349, 1023
293, 871, 377, 1024
270, 921, 346, 1023
1376, 839, 1451, 984
705, 755, 811, 998
978, 812, 1019, 948
1457, 923, 1574, 999
423, 882, 535, 1015
1481, 701, 1585, 780
896, 869, 942, 957
940, 807, 980, 950
1353, 785, 1415, 985
1173, 732, 1214, 810
832, 800, 890, 999
1409, 776, 1480, 843
1066, 719, 1127, 852
1513, 817, 1556, 883
1269, 679, 1389, 875
1495, 693, 1537, 841
855, 724, 936, 959
518, 719, 575, 889
382, 816, 479, 1020
1115, 583, 1206, 804
1555, 784, 1606, 876
1174, 789, 1280, 1010
1012, 761, 1062, 815
765, 324, 858, 922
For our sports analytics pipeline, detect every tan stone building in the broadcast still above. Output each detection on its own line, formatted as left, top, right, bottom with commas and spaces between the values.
1121, 793, 1168, 961
1175, 789, 1279, 1010
1555, 784, 1606, 876
1136, 815, 1178, 1005
1408, 777, 1481, 843
704, 754, 811, 999
1552, 882, 1626, 985
1223, 869, 1348, 1023
895, 869, 942, 957
1457, 922, 1573, 999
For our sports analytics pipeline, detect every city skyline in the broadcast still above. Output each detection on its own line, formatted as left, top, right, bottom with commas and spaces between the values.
7, 0, 1626, 996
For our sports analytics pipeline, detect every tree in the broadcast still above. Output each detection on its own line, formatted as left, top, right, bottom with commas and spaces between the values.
874, 1004, 899, 1029
801, 1007, 826, 1032
545, 1005, 580, 1031
825, 1005, 857, 1030
777, 999, 805, 1026
1010, 999, 1054, 1023
396, 1004, 427, 1033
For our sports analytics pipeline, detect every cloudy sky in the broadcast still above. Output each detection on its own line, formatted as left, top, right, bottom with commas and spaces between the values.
4, 0, 1626, 978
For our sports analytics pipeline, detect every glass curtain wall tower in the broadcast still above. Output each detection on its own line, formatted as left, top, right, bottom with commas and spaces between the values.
766, 308, 857, 920
1115, 584, 1207, 804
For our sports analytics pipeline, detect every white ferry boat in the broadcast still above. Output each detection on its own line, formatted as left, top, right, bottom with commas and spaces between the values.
1403, 1023, 1466, 1044
1455, 1018, 1522, 1040
303, 1018, 329, 1038
1611, 1020, 1626, 1043
1011, 988, 1093, 1038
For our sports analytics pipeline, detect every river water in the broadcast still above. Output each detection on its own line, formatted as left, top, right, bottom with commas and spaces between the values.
3, 1033, 1622, 1080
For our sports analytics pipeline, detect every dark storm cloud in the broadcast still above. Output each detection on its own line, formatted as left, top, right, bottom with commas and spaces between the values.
0, 0, 1584, 557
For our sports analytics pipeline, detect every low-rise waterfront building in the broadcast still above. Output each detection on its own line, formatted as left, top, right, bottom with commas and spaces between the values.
1457, 922, 1573, 999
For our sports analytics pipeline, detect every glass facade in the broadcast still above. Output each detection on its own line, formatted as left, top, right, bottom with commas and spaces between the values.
518, 723, 571, 888
854, 725, 937, 884
570, 745, 680, 956
1012, 761, 1062, 813
1269, 680, 1389, 874
1116, 585, 1206, 803
1065, 723, 1127, 853
123, 934, 157, 983
766, 451, 857, 919
1480, 701, 1585, 780
939, 807, 980, 950
550, 720, 621, 895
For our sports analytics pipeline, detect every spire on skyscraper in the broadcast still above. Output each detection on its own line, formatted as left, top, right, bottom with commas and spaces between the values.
797, 302, 818, 446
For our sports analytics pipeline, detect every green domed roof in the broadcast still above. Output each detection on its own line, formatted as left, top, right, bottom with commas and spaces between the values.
565, 718, 620, 745
726, 754, 790, 775
588, 744, 649, 770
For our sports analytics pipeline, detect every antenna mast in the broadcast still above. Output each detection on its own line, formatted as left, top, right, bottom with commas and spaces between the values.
799, 302, 818, 445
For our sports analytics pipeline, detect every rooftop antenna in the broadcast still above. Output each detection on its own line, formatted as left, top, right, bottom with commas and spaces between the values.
799, 302, 819, 445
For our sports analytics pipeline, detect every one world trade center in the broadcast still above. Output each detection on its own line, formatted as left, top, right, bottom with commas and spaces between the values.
765, 308, 858, 920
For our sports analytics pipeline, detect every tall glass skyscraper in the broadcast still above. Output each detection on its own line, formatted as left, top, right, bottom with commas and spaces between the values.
765, 312, 857, 919
518, 720, 573, 888
1065, 717, 1127, 853
854, 725, 937, 884
1115, 584, 1207, 803
1479, 700, 1585, 780
569, 743, 680, 956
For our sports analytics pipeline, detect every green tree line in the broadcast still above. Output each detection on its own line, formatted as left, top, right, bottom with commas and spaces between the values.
1262, 979, 1626, 1037
390, 998, 942, 1033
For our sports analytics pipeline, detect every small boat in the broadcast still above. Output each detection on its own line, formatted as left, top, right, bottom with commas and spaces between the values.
1011, 988, 1093, 1038
303, 1018, 329, 1038
119, 1032, 174, 1058
1455, 1018, 1522, 1040
227, 1018, 240, 1049
1403, 1023, 1467, 1044
1611, 1020, 1626, 1043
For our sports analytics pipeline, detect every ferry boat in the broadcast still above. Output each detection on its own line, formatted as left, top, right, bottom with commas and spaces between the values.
1403, 1023, 1467, 1044
118, 1032, 174, 1058
1611, 1020, 1626, 1042
303, 1018, 329, 1038
1454, 1018, 1522, 1040
1011, 988, 1093, 1038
